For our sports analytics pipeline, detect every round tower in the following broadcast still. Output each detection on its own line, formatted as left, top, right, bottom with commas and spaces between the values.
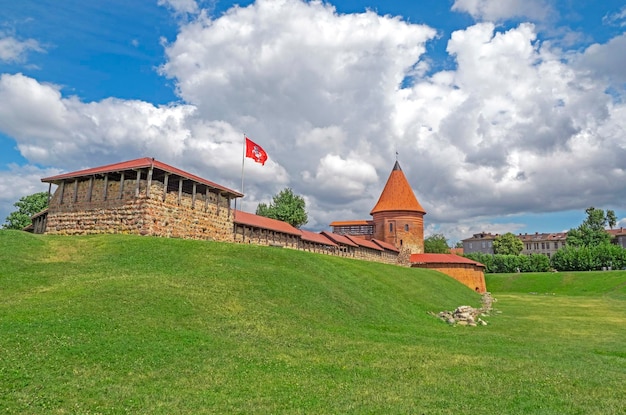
370, 161, 426, 254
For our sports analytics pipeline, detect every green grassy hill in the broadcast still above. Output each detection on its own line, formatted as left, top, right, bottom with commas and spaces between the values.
1, 231, 624, 414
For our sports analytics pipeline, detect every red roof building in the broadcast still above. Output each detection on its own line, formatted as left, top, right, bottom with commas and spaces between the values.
411, 253, 487, 293
370, 161, 426, 254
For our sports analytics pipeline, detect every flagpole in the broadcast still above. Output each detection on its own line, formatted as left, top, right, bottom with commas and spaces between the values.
239, 133, 247, 212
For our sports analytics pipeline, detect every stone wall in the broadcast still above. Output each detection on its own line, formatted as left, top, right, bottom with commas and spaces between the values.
233, 224, 300, 248
142, 184, 233, 241
352, 246, 396, 264
300, 241, 335, 255
45, 178, 234, 242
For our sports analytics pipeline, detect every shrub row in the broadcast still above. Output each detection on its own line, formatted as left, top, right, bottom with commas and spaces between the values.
550, 244, 626, 271
464, 252, 551, 273
466, 243, 626, 273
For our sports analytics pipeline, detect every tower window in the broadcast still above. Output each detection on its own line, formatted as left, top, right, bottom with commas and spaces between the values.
389, 223, 393, 232
404, 224, 409, 231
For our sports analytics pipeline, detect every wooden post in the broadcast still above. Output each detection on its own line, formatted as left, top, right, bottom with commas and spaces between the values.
162, 174, 169, 201
205, 188, 209, 211
59, 181, 65, 205
227, 196, 231, 219
178, 178, 183, 205
73, 180, 79, 203
87, 177, 94, 202
119, 172, 125, 199
192, 182, 197, 209
146, 166, 153, 198
135, 170, 141, 198
103, 174, 108, 201
216, 193, 221, 215
47, 183, 52, 204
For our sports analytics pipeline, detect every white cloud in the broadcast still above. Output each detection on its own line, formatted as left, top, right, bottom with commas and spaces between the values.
576, 33, 626, 85
1, 1, 626, 238
159, 0, 436, 223
302, 154, 378, 202
452, 0, 553, 22
392, 22, 626, 228
603, 6, 626, 27
0, 33, 44, 63
0, 73, 197, 167
158, 0, 199, 15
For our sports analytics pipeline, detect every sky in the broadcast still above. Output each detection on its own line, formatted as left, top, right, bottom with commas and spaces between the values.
1, 0, 625, 243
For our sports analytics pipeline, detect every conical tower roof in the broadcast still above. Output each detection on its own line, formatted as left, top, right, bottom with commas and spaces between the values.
370, 161, 426, 215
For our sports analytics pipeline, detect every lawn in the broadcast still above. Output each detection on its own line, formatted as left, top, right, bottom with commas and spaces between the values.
1, 231, 625, 414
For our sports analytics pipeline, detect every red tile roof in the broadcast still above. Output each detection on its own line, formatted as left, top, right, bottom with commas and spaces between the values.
329, 220, 373, 227
300, 230, 337, 246
608, 228, 626, 236
233, 210, 302, 236
372, 239, 400, 253
41, 157, 243, 197
410, 253, 484, 267
370, 161, 425, 215
320, 231, 359, 247
345, 235, 383, 251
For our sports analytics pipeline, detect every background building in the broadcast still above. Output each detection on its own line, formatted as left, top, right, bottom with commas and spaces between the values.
463, 229, 626, 256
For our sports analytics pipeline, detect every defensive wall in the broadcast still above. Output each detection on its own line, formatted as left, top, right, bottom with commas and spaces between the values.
36, 157, 486, 291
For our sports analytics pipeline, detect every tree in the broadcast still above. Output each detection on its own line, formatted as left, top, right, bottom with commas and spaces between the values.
454, 241, 463, 249
424, 233, 450, 253
493, 232, 523, 255
255, 188, 308, 228
3, 192, 49, 230
566, 207, 615, 248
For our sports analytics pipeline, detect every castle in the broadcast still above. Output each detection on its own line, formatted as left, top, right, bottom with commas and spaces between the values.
330, 160, 426, 254
31, 157, 486, 292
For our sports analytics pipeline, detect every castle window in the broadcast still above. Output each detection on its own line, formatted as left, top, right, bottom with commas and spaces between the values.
389, 223, 393, 232
404, 224, 409, 231
400, 239, 403, 246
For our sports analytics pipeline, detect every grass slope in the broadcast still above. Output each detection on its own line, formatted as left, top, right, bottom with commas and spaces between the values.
1, 231, 625, 414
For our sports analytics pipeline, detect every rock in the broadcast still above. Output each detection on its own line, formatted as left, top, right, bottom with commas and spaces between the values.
432, 293, 497, 327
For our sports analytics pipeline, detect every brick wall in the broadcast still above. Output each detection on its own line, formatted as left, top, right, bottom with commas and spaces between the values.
412, 263, 487, 293
372, 211, 424, 254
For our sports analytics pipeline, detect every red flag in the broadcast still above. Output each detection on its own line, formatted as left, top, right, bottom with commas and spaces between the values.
245, 136, 268, 165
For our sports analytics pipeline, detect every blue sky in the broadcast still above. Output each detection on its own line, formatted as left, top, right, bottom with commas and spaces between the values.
1, 0, 625, 242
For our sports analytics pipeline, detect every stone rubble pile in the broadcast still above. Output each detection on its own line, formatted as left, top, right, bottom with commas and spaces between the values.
432, 292, 496, 327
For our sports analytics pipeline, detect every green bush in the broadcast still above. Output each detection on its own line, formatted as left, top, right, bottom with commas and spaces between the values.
464, 252, 550, 273
551, 243, 626, 271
